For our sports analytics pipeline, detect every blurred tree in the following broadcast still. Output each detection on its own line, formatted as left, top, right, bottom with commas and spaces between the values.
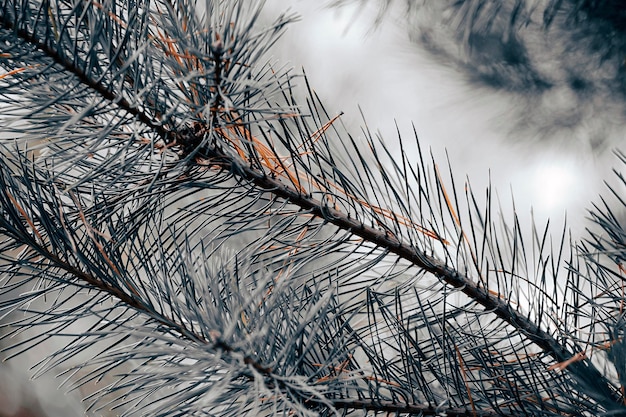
1, 0, 626, 416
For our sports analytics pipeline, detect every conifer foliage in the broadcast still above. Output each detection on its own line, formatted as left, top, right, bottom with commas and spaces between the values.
1, 0, 626, 415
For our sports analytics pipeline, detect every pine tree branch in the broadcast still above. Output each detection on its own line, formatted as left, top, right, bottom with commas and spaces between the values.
0, 2, 168, 139
1, 0, 625, 415
329, 399, 512, 416
0, 175, 347, 414
190, 131, 623, 410
0, 195, 272, 378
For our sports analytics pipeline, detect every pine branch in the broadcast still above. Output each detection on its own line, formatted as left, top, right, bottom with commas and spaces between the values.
0, 4, 167, 139
1, 0, 626, 416
185, 121, 622, 409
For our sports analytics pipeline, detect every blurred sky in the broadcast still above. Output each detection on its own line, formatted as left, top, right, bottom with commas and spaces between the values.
264, 0, 625, 238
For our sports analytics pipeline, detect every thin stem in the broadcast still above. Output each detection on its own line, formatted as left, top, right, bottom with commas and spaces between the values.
328, 399, 513, 416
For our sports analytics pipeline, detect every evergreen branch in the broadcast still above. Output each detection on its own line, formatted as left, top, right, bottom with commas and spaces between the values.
0, 4, 169, 140
0, 160, 349, 414
329, 399, 509, 416
184, 121, 622, 410
1, 0, 625, 415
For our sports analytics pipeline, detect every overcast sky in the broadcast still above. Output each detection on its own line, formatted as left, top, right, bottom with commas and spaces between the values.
265, 0, 626, 239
